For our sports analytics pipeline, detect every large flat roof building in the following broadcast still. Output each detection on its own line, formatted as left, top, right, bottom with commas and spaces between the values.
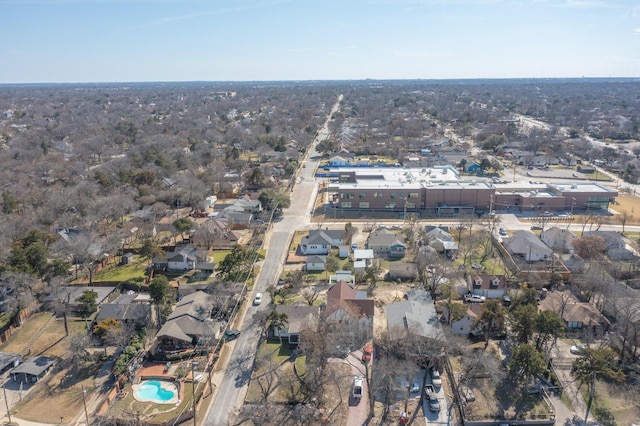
327, 167, 617, 216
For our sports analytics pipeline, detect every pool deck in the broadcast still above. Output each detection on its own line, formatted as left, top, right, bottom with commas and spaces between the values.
132, 379, 180, 405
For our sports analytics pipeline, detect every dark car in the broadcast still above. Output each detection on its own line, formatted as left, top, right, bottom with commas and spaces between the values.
223, 330, 241, 341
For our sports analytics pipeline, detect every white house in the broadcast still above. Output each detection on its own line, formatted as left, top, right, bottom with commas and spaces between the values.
541, 227, 577, 253
502, 230, 552, 262
328, 153, 355, 167
450, 303, 483, 335
467, 274, 508, 299
300, 229, 345, 255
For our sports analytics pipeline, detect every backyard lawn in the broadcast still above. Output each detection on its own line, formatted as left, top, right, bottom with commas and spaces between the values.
93, 255, 147, 282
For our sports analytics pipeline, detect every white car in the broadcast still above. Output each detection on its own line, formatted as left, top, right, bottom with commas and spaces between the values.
253, 292, 263, 305
464, 294, 486, 303
570, 344, 587, 355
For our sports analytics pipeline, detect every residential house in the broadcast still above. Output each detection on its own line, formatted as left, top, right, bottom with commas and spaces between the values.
300, 229, 345, 255
425, 226, 458, 256
156, 291, 221, 353
94, 293, 151, 330
583, 231, 637, 260
153, 244, 213, 272
305, 255, 327, 272
502, 230, 553, 261
367, 229, 407, 259
191, 218, 240, 249
539, 291, 610, 336
268, 304, 319, 345
467, 274, 508, 299
328, 152, 355, 167
386, 289, 443, 340
449, 303, 483, 336
387, 263, 419, 281
325, 281, 374, 332
55, 286, 116, 314
541, 227, 577, 253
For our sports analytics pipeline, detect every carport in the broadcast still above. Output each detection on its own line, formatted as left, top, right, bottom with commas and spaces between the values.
11, 356, 56, 383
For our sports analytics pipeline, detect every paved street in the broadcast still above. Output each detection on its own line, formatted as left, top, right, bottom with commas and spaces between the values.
202, 95, 342, 425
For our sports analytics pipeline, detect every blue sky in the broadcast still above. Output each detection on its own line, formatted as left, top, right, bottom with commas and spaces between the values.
1, 0, 639, 83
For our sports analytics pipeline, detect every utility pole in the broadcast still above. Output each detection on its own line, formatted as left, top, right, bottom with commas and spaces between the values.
81, 387, 89, 426
3, 386, 11, 424
192, 361, 199, 426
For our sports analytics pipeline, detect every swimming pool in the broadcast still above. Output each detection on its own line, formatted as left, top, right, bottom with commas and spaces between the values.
133, 379, 178, 404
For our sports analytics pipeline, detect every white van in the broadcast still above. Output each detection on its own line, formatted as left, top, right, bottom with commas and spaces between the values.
352, 376, 363, 399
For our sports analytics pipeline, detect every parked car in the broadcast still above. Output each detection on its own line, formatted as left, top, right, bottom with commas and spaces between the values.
499, 228, 507, 236
471, 263, 483, 270
352, 376, 363, 400
424, 385, 440, 412
253, 292, 263, 305
431, 368, 442, 389
464, 294, 486, 303
361, 344, 373, 363
531, 224, 543, 230
223, 330, 241, 341
570, 344, 587, 355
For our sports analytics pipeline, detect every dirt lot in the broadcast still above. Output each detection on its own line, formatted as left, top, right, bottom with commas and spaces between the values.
0, 312, 105, 423
610, 194, 640, 225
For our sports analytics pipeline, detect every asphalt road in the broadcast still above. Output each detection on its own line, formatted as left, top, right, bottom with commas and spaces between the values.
202, 95, 342, 426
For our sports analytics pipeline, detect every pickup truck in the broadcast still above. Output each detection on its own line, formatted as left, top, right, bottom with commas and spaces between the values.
424, 385, 440, 412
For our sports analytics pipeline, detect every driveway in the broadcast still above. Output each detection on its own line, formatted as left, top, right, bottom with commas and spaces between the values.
345, 349, 370, 426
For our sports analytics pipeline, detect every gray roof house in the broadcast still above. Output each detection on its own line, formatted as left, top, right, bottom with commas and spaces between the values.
502, 230, 552, 262
300, 229, 345, 255
268, 304, 319, 345
367, 229, 406, 259
583, 231, 637, 260
541, 227, 577, 253
153, 244, 212, 272
425, 227, 458, 255
95, 303, 151, 329
156, 291, 221, 351
386, 289, 443, 340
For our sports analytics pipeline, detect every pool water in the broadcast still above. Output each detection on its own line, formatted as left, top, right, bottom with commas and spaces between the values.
135, 380, 176, 403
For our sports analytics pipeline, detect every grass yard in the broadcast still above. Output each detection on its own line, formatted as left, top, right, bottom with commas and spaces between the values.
0, 312, 54, 354
211, 250, 231, 264
93, 255, 147, 282
577, 380, 640, 425
290, 231, 307, 251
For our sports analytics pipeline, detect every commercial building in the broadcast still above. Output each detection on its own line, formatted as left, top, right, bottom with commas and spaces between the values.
328, 167, 617, 216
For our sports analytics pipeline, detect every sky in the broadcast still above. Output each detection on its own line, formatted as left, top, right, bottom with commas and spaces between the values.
1, 0, 639, 83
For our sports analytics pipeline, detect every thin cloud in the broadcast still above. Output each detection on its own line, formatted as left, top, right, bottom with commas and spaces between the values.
633, 28, 640, 35
135, 0, 293, 29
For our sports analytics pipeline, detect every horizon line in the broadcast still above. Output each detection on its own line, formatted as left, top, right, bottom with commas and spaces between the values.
2, 76, 640, 86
